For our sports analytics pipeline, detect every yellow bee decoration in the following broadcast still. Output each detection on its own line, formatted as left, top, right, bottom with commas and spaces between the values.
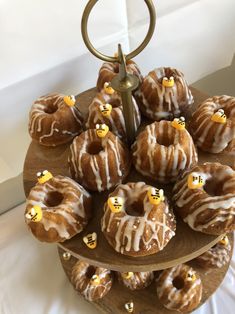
219, 235, 229, 246
37, 170, 53, 184
83, 232, 97, 249
162, 76, 175, 88
62, 251, 71, 261
171, 117, 186, 131
104, 82, 115, 95
96, 123, 109, 138
63, 95, 76, 107
91, 274, 101, 285
122, 272, 134, 279
186, 270, 197, 282
147, 188, 165, 205
108, 196, 124, 213
25, 205, 43, 222
187, 172, 205, 189
125, 301, 134, 313
99, 103, 112, 117
211, 109, 227, 124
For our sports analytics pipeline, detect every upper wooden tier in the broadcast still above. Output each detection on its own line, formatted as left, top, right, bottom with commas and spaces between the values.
23, 87, 233, 271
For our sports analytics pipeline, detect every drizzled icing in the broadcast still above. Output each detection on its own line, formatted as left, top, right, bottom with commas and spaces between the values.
195, 240, 231, 269
97, 60, 142, 91
132, 121, 198, 183
119, 271, 154, 290
135, 67, 193, 120
157, 264, 202, 312
101, 182, 176, 256
69, 129, 130, 192
173, 163, 235, 234
190, 95, 235, 153
28, 93, 83, 146
71, 261, 112, 301
25, 175, 91, 242
86, 89, 141, 141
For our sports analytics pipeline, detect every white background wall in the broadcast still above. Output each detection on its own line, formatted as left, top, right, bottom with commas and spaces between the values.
0, 0, 235, 185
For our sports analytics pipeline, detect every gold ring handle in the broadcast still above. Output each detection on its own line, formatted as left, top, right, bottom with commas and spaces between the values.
81, 0, 156, 63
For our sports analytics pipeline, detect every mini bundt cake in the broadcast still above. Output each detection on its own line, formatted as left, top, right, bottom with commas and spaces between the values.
173, 162, 235, 235
86, 88, 141, 141
156, 264, 202, 312
69, 127, 131, 192
25, 172, 92, 242
28, 93, 83, 146
97, 59, 142, 91
71, 260, 113, 301
190, 95, 235, 153
132, 120, 198, 183
101, 182, 176, 257
194, 235, 231, 269
135, 67, 193, 120
118, 271, 154, 290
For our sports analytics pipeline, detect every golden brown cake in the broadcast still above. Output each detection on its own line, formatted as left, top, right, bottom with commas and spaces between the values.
173, 162, 235, 235
135, 67, 193, 120
25, 173, 91, 242
118, 271, 154, 290
189, 95, 235, 153
101, 182, 176, 257
194, 235, 231, 269
28, 93, 83, 146
69, 128, 131, 192
132, 120, 198, 183
86, 88, 141, 141
156, 264, 202, 313
97, 59, 142, 91
71, 260, 113, 301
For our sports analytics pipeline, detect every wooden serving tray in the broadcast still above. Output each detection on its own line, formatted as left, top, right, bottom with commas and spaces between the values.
23, 87, 234, 272
58, 233, 234, 314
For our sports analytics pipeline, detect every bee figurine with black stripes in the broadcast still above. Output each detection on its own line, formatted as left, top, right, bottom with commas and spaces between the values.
147, 187, 165, 205
37, 170, 53, 184
83, 232, 97, 249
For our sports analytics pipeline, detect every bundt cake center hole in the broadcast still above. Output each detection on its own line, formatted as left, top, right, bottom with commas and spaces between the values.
204, 178, 224, 196
173, 276, 185, 290
157, 133, 174, 147
44, 104, 58, 114
126, 199, 145, 217
86, 141, 104, 155
45, 191, 64, 207
86, 266, 96, 279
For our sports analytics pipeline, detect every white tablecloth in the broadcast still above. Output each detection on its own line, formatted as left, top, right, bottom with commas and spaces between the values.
0, 204, 234, 314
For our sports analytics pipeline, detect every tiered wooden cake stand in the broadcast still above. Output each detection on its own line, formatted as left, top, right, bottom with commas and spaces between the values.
23, 87, 234, 314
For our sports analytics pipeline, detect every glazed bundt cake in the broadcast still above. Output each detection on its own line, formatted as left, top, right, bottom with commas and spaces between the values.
132, 120, 198, 183
135, 67, 193, 120
28, 93, 83, 146
190, 95, 235, 153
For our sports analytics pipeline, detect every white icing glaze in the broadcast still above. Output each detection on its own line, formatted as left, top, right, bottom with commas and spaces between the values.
26, 175, 91, 241
132, 121, 198, 183
173, 163, 235, 233
136, 67, 193, 120
69, 129, 129, 192
29, 94, 83, 145
157, 264, 202, 311
196, 241, 231, 268
119, 271, 154, 290
86, 89, 141, 141
190, 96, 235, 153
71, 261, 112, 301
101, 182, 176, 255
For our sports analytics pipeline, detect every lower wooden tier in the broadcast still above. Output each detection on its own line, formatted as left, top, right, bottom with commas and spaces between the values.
58, 233, 233, 314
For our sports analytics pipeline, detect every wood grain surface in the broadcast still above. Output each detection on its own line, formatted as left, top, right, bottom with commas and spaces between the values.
23, 87, 234, 272
58, 233, 234, 314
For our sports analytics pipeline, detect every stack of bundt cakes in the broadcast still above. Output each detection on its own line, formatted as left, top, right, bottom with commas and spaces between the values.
25, 57, 234, 311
